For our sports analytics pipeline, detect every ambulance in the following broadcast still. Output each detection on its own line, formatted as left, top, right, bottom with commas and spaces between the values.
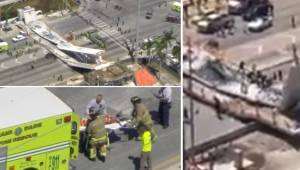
0, 88, 80, 170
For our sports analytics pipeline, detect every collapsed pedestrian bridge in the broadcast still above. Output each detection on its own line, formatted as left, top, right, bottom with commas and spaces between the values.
30, 21, 106, 69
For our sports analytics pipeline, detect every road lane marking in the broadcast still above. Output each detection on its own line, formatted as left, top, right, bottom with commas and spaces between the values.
153, 154, 180, 170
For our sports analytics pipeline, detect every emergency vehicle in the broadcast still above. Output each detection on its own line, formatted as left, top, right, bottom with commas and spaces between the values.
0, 88, 80, 170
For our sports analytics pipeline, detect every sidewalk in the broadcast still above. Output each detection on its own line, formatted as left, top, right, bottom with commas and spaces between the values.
225, 27, 300, 70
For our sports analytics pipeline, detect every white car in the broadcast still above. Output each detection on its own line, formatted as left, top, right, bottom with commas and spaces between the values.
12, 35, 27, 43
247, 16, 273, 32
166, 54, 179, 66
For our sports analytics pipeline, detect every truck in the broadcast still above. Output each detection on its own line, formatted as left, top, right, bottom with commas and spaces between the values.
0, 88, 80, 170
0, 42, 9, 52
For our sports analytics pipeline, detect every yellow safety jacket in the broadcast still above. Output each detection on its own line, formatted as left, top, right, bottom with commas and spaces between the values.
142, 131, 152, 152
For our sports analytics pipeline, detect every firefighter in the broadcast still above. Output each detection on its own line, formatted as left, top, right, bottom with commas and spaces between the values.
131, 96, 157, 142
86, 110, 108, 162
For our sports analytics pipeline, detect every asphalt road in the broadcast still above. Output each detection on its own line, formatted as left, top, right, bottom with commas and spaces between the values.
49, 87, 181, 170
0, 25, 81, 85
183, 95, 244, 150
48, 0, 180, 62
0, 51, 81, 86
184, 0, 300, 49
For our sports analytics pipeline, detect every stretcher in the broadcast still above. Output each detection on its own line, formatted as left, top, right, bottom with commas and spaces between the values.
79, 114, 133, 131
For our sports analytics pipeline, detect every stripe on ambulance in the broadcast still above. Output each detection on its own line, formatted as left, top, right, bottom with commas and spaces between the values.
0, 141, 70, 163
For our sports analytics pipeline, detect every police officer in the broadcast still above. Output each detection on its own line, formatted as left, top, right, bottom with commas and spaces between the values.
86, 94, 107, 118
131, 96, 157, 141
86, 110, 108, 162
153, 87, 172, 129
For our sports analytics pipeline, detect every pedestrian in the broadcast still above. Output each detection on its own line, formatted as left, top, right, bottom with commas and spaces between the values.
139, 124, 152, 170
291, 16, 296, 28
278, 70, 283, 81
86, 94, 107, 119
131, 96, 157, 141
220, 27, 226, 38
238, 61, 245, 73
273, 72, 277, 81
153, 87, 172, 129
86, 110, 108, 162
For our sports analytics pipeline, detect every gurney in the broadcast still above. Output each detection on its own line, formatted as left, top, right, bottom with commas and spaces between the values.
79, 114, 132, 131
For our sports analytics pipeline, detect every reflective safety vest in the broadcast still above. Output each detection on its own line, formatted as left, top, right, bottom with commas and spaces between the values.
142, 131, 152, 152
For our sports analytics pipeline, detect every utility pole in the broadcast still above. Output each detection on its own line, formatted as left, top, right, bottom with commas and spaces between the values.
187, 37, 196, 164
292, 38, 299, 66
290, 19, 299, 66
135, 0, 141, 64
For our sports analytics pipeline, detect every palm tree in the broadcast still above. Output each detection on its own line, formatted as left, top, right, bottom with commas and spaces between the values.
153, 38, 165, 79
159, 29, 176, 64
143, 39, 154, 64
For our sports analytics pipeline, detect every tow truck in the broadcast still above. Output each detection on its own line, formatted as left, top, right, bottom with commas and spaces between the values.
0, 88, 80, 170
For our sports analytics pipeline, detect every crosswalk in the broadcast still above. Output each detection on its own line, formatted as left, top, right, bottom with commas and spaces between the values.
75, 10, 130, 61
78, 11, 128, 49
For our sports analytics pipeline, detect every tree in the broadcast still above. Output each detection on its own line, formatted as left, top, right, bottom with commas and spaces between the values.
143, 39, 155, 64
160, 29, 176, 57
124, 40, 136, 63
153, 38, 165, 79
172, 42, 181, 61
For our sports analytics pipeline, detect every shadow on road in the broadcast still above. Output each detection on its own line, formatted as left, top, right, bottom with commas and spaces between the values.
128, 156, 140, 170
119, 128, 139, 141
109, 130, 122, 143
150, 110, 160, 125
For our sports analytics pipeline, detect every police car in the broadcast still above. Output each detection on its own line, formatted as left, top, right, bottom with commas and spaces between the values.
247, 15, 273, 32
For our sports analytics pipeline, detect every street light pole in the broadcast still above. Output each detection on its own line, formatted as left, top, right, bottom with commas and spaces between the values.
135, 0, 141, 64
187, 38, 196, 164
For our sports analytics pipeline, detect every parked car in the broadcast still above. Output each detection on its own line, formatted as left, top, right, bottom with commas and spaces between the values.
247, 15, 273, 32
191, 11, 215, 25
197, 13, 235, 33
166, 13, 180, 23
12, 35, 27, 43
243, 2, 273, 21
228, 0, 269, 15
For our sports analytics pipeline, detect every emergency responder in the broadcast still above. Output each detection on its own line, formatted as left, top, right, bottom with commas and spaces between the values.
139, 124, 152, 170
153, 87, 172, 129
86, 94, 107, 118
131, 96, 157, 141
86, 110, 108, 162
